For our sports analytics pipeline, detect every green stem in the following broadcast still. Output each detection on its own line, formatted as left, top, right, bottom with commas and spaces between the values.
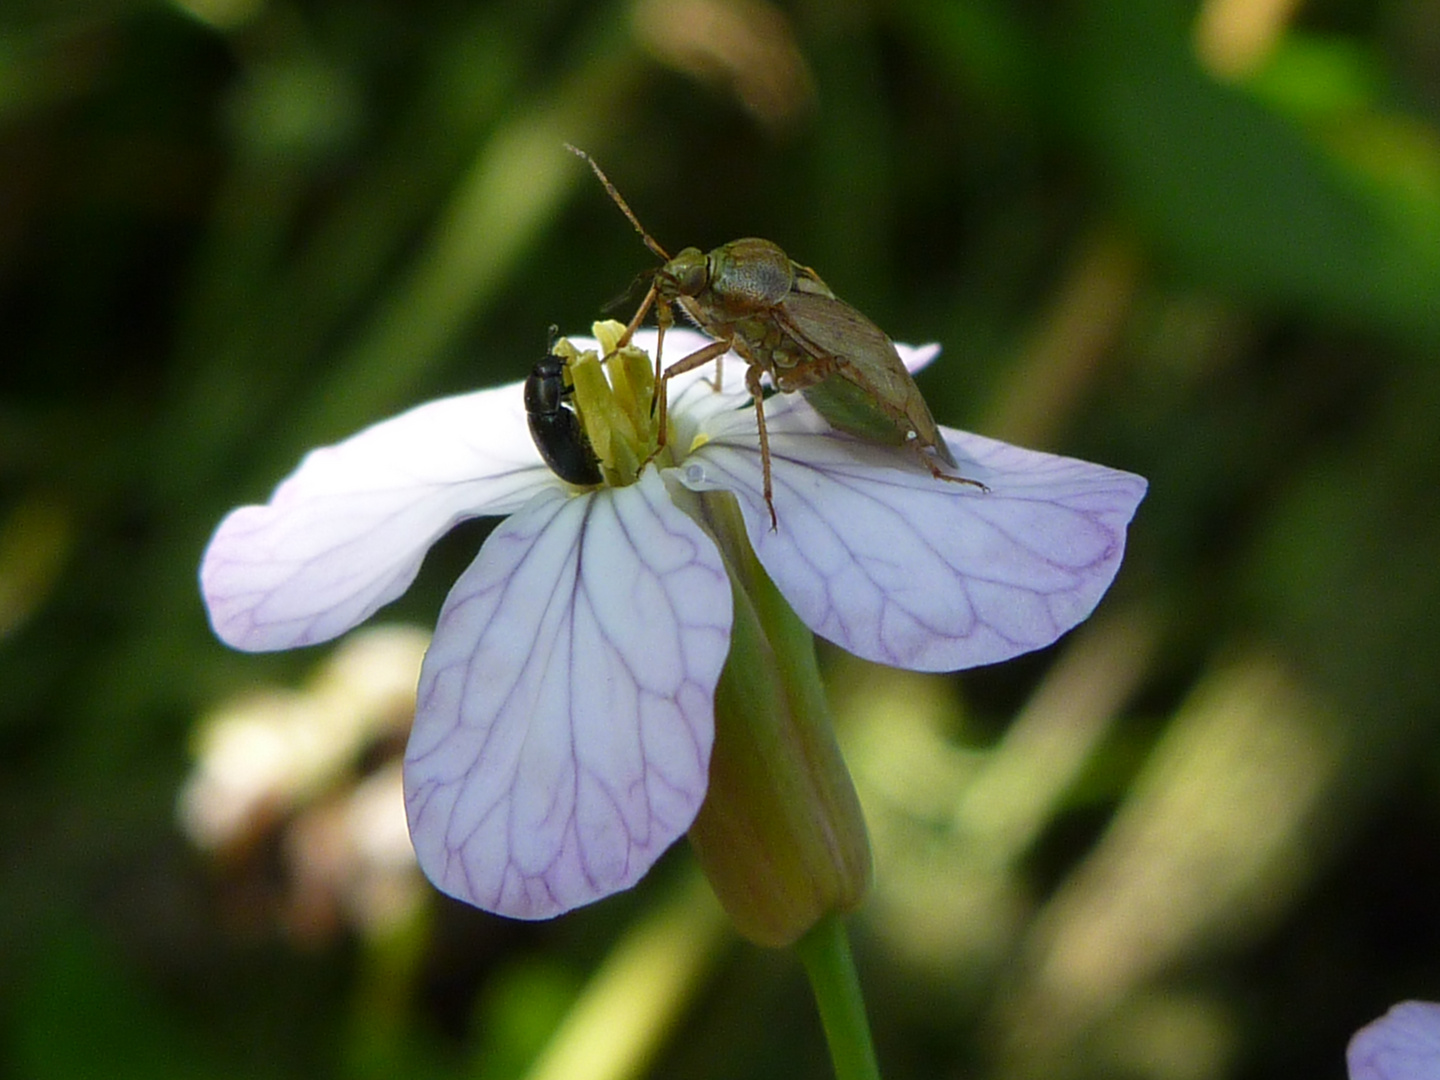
795, 913, 882, 1080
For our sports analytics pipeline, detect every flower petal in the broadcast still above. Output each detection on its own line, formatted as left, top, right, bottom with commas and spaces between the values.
898, 341, 941, 374
1349, 1002, 1440, 1080
201, 383, 556, 652
403, 470, 731, 919
678, 395, 1146, 672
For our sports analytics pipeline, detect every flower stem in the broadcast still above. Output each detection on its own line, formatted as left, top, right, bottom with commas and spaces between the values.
795, 913, 882, 1080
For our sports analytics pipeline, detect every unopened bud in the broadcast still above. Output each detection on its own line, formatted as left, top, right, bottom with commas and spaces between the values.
687, 492, 871, 947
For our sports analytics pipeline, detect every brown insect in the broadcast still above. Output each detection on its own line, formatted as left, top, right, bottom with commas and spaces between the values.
567, 146, 982, 528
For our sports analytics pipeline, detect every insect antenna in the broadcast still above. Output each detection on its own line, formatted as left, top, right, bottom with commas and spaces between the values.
600, 269, 656, 315
564, 144, 672, 262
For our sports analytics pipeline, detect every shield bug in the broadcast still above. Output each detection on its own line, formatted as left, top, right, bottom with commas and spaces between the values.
525, 326, 603, 486
566, 146, 981, 528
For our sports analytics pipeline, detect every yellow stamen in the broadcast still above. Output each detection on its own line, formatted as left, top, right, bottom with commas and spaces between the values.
562, 321, 663, 487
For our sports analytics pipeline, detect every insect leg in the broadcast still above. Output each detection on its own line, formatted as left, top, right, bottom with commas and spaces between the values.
654, 337, 732, 453
744, 364, 778, 530
617, 279, 659, 349
911, 442, 989, 493
671, 296, 726, 394
652, 299, 673, 392
613, 280, 670, 413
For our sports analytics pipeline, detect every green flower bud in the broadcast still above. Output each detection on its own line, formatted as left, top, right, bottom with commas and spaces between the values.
686, 491, 872, 948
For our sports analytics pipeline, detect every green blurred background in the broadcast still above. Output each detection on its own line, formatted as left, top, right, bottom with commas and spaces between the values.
4, 0, 1440, 1077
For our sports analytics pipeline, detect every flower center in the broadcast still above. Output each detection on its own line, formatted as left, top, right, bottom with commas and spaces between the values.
555, 320, 669, 487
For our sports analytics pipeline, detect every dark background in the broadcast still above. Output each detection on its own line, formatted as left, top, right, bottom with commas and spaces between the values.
4, 0, 1440, 1077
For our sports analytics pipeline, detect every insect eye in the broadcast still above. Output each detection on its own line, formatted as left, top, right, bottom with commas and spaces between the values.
664, 248, 709, 297
680, 262, 708, 295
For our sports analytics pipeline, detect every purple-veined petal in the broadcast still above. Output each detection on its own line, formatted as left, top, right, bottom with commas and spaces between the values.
1349, 1002, 1440, 1080
404, 470, 731, 919
201, 383, 557, 652
677, 394, 1146, 672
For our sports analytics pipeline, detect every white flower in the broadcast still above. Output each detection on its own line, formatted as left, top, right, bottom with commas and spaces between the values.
200, 327, 1146, 919
1349, 1002, 1440, 1080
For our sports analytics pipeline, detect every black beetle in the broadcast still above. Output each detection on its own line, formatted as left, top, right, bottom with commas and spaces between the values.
524, 328, 603, 486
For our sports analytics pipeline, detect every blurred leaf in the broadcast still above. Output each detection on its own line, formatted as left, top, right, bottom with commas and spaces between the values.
14, 923, 237, 1080
1069, 0, 1440, 340
1245, 33, 1384, 120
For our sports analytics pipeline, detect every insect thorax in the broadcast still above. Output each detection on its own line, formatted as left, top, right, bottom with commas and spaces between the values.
703, 239, 795, 314
721, 315, 832, 388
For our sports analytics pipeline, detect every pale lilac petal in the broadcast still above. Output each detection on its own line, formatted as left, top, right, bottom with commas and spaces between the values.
1349, 1002, 1440, 1080
678, 394, 1146, 672
898, 341, 941, 374
403, 470, 731, 919
201, 383, 557, 652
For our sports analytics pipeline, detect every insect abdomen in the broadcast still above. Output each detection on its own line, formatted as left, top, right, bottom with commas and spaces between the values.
801, 377, 909, 447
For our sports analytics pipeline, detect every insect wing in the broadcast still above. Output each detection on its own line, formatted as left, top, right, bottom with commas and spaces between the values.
778, 290, 957, 467
798, 369, 911, 449
528, 408, 603, 486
